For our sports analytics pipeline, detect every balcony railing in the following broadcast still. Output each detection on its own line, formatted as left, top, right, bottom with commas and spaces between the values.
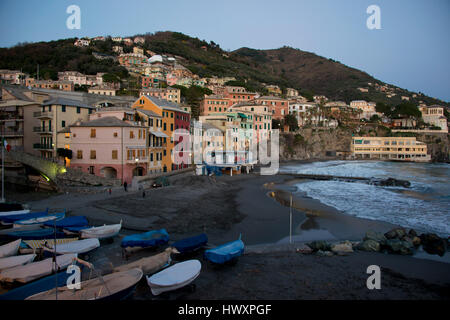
33, 127, 53, 134
33, 143, 53, 150
1, 130, 24, 137
33, 111, 53, 119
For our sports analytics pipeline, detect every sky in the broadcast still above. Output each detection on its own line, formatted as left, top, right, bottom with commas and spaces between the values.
0, 0, 449, 102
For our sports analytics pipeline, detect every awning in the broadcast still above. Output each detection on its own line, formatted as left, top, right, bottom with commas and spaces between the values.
238, 113, 248, 118
150, 130, 168, 138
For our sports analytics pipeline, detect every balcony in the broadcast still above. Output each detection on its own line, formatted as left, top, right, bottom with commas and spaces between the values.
33, 143, 53, 150
1, 130, 24, 137
33, 111, 53, 119
33, 126, 53, 134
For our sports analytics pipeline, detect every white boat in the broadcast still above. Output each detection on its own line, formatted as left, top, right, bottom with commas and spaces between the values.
0, 209, 30, 217
26, 268, 143, 300
23, 238, 78, 250
0, 253, 77, 284
80, 221, 122, 239
146, 259, 201, 295
43, 238, 100, 255
0, 254, 36, 271
114, 247, 179, 275
13, 212, 65, 228
0, 239, 21, 258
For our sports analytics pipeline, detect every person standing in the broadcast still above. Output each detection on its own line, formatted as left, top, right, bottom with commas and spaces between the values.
123, 181, 128, 192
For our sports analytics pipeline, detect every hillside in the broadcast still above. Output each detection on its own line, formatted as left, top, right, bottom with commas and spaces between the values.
0, 31, 447, 107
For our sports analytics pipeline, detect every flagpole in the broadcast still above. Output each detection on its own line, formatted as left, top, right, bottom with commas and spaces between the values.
1, 136, 4, 203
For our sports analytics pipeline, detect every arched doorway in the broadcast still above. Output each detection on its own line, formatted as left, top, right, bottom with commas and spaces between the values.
100, 167, 117, 179
133, 166, 145, 177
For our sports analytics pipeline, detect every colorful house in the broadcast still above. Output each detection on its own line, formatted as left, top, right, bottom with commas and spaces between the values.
132, 95, 190, 172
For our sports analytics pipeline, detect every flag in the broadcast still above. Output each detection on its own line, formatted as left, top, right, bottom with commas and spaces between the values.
3, 138, 11, 152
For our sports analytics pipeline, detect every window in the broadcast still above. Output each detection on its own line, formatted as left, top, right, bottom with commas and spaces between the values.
90, 150, 96, 159
150, 152, 153, 161
112, 150, 118, 159
90, 129, 96, 138
130, 131, 134, 139
77, 107, 81, 114
113, 132, 118, 137
77, 150, 83, 159
138, 129, 142, 139
163, 123, 166, 130
62, 105, 66, 112
61, 120, 66, 128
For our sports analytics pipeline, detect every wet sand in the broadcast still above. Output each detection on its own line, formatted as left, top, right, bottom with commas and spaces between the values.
3, 170, 450, 299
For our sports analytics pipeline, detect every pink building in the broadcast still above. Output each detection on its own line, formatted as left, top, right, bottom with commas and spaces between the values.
69, 111, 148, 184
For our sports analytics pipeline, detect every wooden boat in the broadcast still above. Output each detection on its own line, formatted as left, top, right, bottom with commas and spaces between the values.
26, 268, 143, 300
43, 238, 100, 255
0, 209, 30, 217
172, 233, 208, 254
6, 228, 66, 240
0, 239, 21, 258
121, 229, 169, 249
23, 238, 78, 250
13, 211, 65, 228
0, 253, 77, 284
0, 254, 36, 271
0, 267, 80, 300
114, 247, 179, 275
146, 260, 201, 295
80, 221, 122, 239
0, 225, 41, 237
43, 216, 89, 229
0, 209, 48, 225
204, 236, 244, 264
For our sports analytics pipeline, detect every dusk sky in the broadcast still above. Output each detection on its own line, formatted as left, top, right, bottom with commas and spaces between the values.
0, 0, 448, 101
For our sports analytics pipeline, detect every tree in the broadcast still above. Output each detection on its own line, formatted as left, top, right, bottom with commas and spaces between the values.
284, 114, 299, 131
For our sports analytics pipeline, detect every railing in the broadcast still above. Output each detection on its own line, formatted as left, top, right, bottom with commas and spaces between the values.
33, 111, 53, 118
33, 143, 53, 150
33, 127, 53, 133
1, 130, 24, 136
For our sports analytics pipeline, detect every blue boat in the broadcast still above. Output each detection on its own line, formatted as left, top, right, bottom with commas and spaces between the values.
204, 236, 244, 264
7, 228, 66, 240
172, 233, 208, 254
14, 211, 65, 227
0, 265, 82, 300
121, 229, 169, 248
0, 208, 49, 225
43, 216, 89, 229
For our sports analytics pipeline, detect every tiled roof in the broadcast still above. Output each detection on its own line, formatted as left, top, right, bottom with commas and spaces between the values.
70, 116, 140, 127
43, 97, 95, 109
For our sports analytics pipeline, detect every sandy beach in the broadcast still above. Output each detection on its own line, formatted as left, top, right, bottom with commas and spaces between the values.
3, 169, 450, 300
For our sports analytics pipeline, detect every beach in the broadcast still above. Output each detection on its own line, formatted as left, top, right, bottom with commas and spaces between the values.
3, 167, 447, 300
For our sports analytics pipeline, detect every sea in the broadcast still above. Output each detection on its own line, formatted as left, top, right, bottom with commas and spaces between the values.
280, 160, 450, 238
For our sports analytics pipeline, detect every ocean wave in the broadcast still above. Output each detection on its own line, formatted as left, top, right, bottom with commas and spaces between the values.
294, 180, 450, 237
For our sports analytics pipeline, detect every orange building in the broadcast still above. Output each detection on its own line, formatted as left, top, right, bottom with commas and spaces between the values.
255, 96, 288, 120
132, 95, 190, 172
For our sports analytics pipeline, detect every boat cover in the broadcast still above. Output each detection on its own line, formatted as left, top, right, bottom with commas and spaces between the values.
43, 216, 88, 229
121, 229, 169, 248
0, 209, 49, 224
172, 233, 208, 253
204, 239, 244, 264
14, 211, 65, 227
7, 228, 66, 240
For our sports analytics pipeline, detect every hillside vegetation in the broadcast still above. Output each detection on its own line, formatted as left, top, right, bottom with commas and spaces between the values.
0, 31, 447, 107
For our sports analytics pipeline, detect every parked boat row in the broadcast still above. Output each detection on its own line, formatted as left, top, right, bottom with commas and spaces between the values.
0, 203, 246, 300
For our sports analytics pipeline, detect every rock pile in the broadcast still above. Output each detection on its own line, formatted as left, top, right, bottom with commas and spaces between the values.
357, 228, 448, 257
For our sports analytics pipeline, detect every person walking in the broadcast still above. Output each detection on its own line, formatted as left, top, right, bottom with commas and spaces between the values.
123, 181, 128, 192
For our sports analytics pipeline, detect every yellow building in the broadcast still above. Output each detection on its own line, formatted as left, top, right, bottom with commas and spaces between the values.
351, 136, 430, 162
35, 97, 94, 160
132, 95, 190, 172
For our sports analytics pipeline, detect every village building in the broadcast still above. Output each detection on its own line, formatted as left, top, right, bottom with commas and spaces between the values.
351, 136, 431, 162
